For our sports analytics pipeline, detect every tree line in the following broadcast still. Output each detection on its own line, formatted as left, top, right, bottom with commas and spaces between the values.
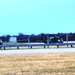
0, 33, 75, 43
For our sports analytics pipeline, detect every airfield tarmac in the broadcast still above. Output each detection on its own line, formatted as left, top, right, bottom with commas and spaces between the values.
0, 48, 75, 55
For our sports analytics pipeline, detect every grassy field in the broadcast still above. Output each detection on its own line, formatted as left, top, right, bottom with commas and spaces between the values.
0, 53, 75, 75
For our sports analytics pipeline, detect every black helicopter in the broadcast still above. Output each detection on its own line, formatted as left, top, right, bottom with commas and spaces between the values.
41, 34, 63, 43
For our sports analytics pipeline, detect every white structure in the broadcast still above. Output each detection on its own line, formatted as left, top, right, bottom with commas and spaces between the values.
9, 37, 17, 43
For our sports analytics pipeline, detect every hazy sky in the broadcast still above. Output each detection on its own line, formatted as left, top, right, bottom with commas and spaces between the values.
0, 0, 75, 35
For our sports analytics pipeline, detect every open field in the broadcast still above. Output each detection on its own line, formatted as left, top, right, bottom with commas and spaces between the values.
0, 52, 75, 75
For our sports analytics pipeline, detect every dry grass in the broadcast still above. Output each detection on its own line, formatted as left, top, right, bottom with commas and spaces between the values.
0, 53, 75, 75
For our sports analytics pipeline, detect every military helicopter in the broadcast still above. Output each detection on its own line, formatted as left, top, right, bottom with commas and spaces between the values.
41, 34, 63, 43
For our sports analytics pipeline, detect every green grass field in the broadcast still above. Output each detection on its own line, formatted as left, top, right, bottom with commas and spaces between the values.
0, 53, 75, 75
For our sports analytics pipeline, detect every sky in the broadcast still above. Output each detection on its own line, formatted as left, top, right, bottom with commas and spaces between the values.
0, 0, 75, 35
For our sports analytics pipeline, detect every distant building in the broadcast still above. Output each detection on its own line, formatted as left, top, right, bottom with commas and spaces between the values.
9, 37, 17, 43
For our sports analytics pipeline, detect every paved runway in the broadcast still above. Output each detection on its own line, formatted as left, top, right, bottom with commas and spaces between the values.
0, 48, 75, 55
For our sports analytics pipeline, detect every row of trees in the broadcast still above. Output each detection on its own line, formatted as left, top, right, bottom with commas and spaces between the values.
0, 33, 75, 43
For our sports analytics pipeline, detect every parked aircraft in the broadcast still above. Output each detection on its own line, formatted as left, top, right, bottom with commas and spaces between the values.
41, 34, 63, 43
